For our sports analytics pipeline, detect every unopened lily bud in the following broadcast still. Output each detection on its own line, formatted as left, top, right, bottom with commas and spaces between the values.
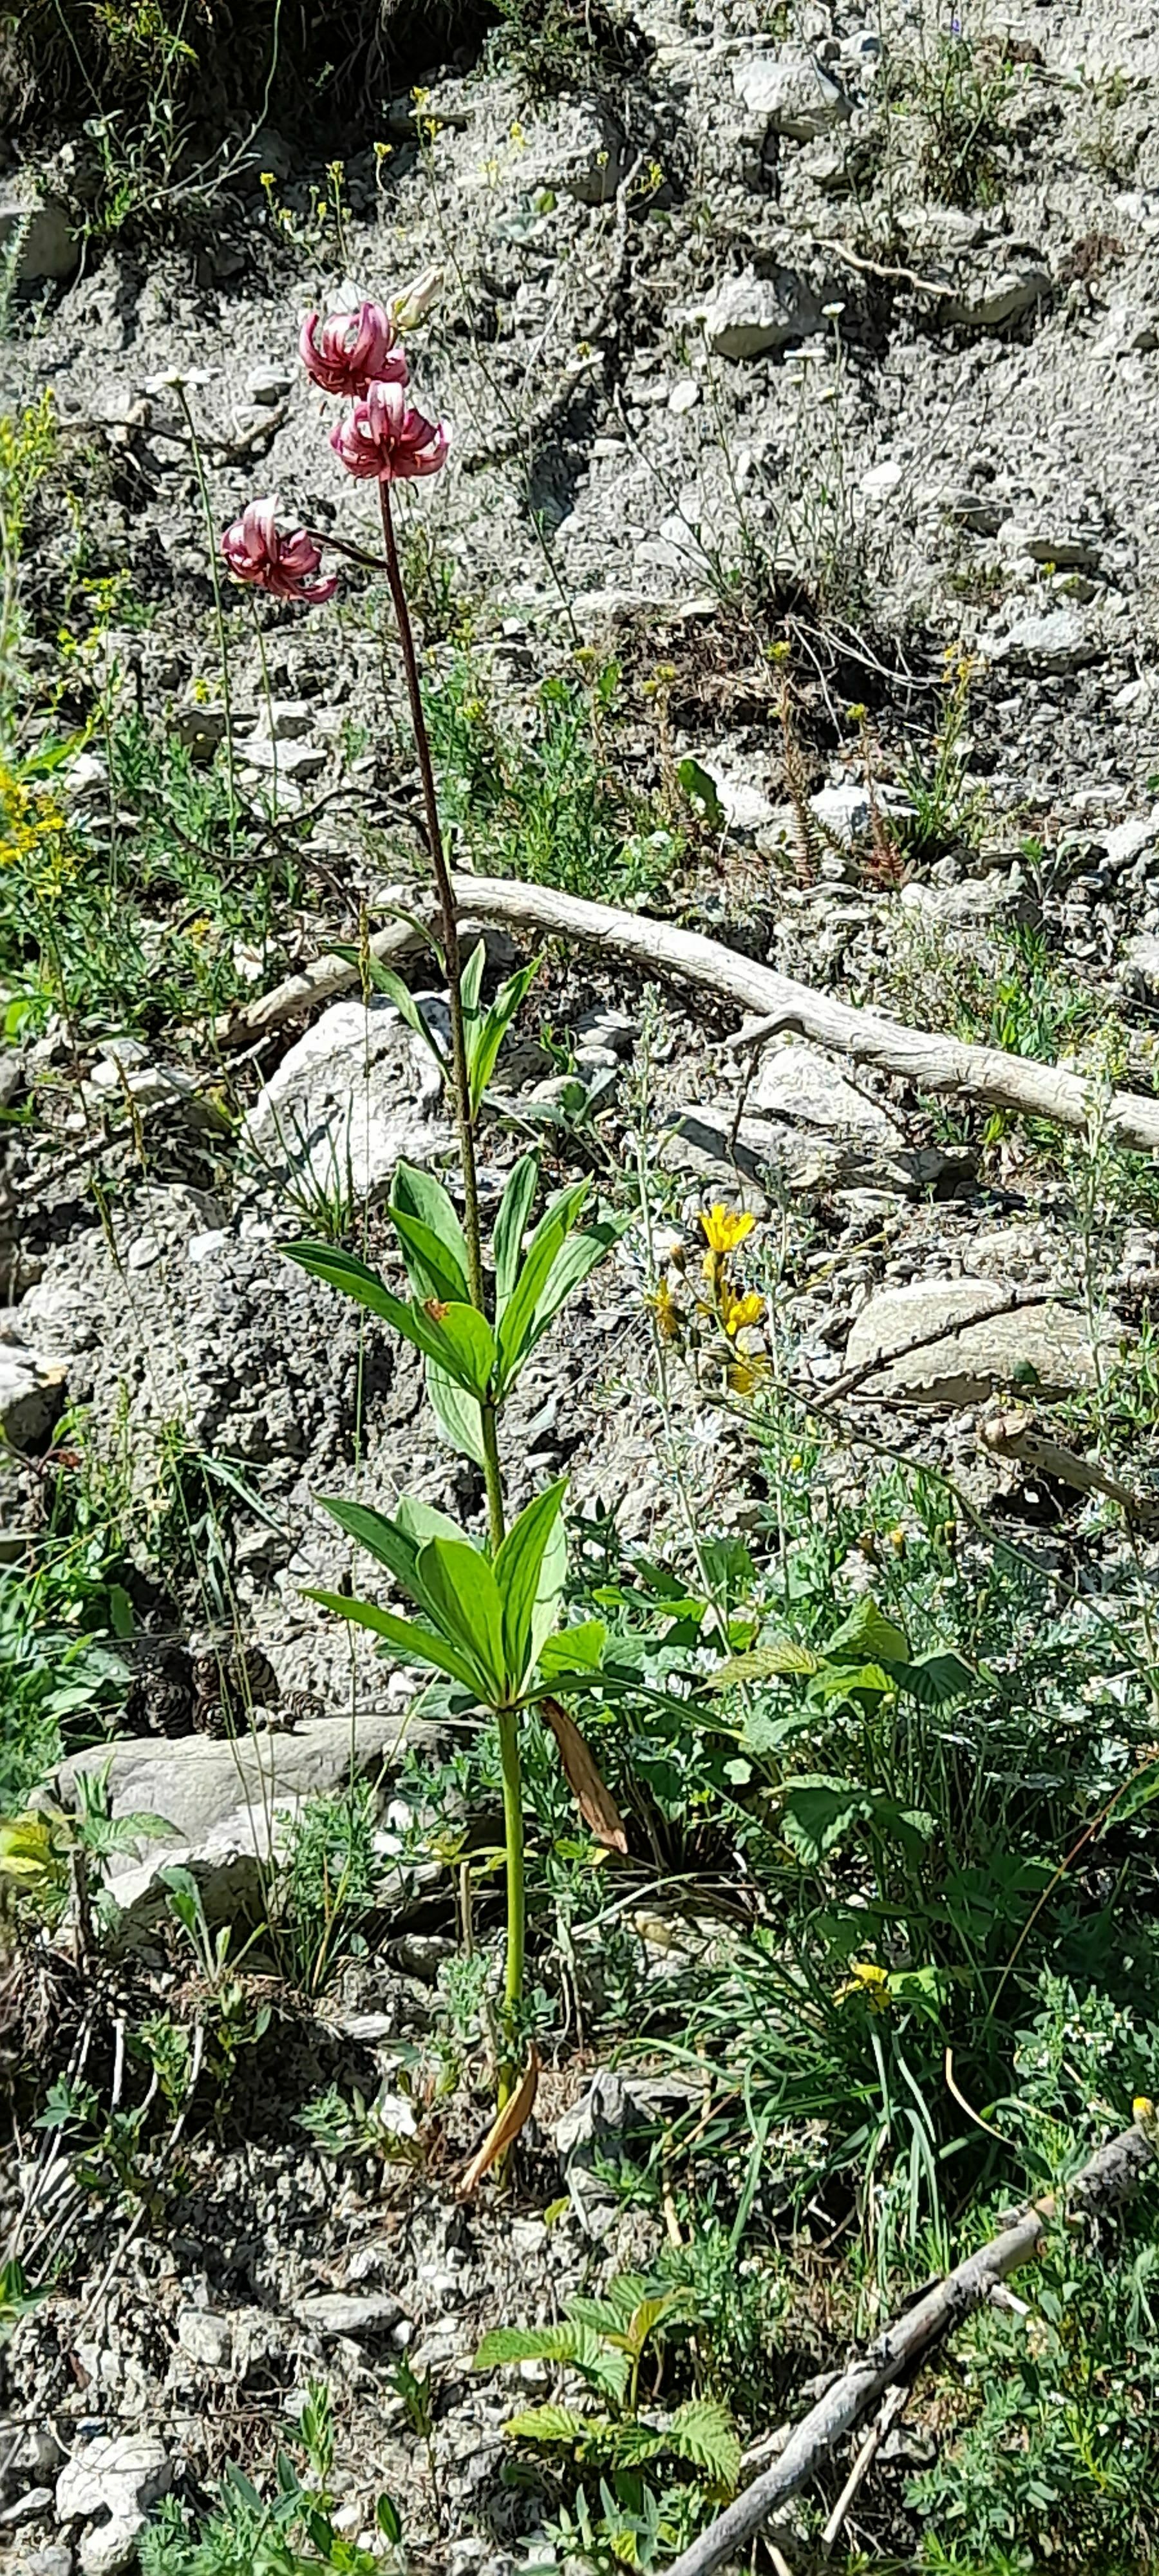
389, 266, 442, 332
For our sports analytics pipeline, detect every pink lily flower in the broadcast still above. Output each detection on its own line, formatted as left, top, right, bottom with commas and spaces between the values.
328, 377, 450, 483
221, 497, 338, 604
299, 301, 408, 400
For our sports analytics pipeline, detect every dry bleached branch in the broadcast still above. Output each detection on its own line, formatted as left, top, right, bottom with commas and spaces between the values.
663, 2117, 1156, 2576
216, 875, 1159, 1155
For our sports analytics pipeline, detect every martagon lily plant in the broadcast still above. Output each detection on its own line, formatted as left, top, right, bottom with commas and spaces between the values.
222, 281, 630, 2152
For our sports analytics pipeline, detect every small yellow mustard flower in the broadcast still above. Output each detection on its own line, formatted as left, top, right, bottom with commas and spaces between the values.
727, 1354, 770, 1397
650, 1278, 683, 1343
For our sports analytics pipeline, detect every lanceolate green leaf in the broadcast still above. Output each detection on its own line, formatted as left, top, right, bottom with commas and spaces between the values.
328, 948, 447, 1069
536, 1619, 607, 1681
416, 1537, 507, 1700
303, 1589, 484, 1694
493, 1481, 567, 1690
460, 936, 487, 1018
424, 1302, 496, 1399
316, 1495, 429, 1616
467, 960, 540, 1112
426, 1363, 487, 1468
285, 1243, 494, 1395
522, 1213, 631, 1363
496, 1180, 590, 1385
390, 1164, 469, 1303
318, 1493, 473, 1625
493, 1151, 540, 1315
395, 1495, 471, 1549
529, 1507, 568, 1671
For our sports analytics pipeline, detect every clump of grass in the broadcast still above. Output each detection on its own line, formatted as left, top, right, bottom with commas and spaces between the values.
488, 0, 648, 97
424, 652, 684, 905
885, 21, 1017, 212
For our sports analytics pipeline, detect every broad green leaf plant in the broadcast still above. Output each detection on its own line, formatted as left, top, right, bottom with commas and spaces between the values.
251, 289, 631, 2108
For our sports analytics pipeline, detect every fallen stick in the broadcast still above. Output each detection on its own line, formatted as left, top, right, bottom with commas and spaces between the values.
661, 2117, 1155, 2576
214, 876, 1159, 1155
979, 1403, 1159, 1522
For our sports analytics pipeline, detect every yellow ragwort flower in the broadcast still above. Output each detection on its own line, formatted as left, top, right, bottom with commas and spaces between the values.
650, 1278, 683, 1344
700, 1203, 755, 1256
720, 1284, 766, 1339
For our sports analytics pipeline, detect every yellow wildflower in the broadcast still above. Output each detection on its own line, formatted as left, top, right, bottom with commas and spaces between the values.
700, 1204, 755, 1256
650, 1278, 683, 1343
836, 1960, 892, 2011
719, 1284, 766, 1339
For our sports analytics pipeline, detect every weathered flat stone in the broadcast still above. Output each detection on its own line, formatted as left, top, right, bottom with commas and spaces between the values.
843, 1280, 1117, 1404
749, 1040, 899, 1144
0, 1331, 69, 1448
732, 46, 851, 141
677, 266, 820, 358
0, 184, 76, 282
57, 1710, 438, 1931
243, 992, 451, 1206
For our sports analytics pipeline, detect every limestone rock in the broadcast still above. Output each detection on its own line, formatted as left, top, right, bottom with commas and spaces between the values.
732, 46, 851, 142
57, 1709, 438, 1931
898, 871, 1036, 927
0, 1332, 69, 1448
1104, 809, 1159, 871
0, 183, 77, 283
56, 2436, 171, 2571
943, 257, 1050, 329
243, 992, 451, 1207
749, 1040, 899, 1145
1122, 931, 1159, 994
842, 1280, 1117, 1405
978, 608, 1098, 674
296, 2291, 403, 2338
523, 98, 623, 204
679, 266, 820, 359
176, 2308, 232, 2370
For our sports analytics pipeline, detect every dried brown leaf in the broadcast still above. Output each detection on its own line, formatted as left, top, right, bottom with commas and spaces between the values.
459, 2045, 540, 2195
542, 1697, 628, 1852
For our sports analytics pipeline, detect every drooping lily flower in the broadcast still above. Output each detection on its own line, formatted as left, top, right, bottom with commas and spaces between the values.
299, 301, 408, 400
329, 377, 449, 484
221, 497, 337, 604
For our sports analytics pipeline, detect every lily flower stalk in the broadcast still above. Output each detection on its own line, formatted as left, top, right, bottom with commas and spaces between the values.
221, 299, 530, 2105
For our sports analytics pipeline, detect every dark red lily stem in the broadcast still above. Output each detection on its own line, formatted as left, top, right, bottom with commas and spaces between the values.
379, 480, 517, 2098
377, 483, 482, 1307
377, 487, 509, 1531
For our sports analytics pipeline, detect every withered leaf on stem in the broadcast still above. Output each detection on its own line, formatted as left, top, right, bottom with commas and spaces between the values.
459, 2045, 540, 2195
542, 1698, 628, 1853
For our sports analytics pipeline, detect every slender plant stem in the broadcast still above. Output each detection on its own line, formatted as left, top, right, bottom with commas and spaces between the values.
379, 478, 524, 2095
379, 481, 485, 1316
175, 381, 237, 860
495, 1705, 525, 2098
